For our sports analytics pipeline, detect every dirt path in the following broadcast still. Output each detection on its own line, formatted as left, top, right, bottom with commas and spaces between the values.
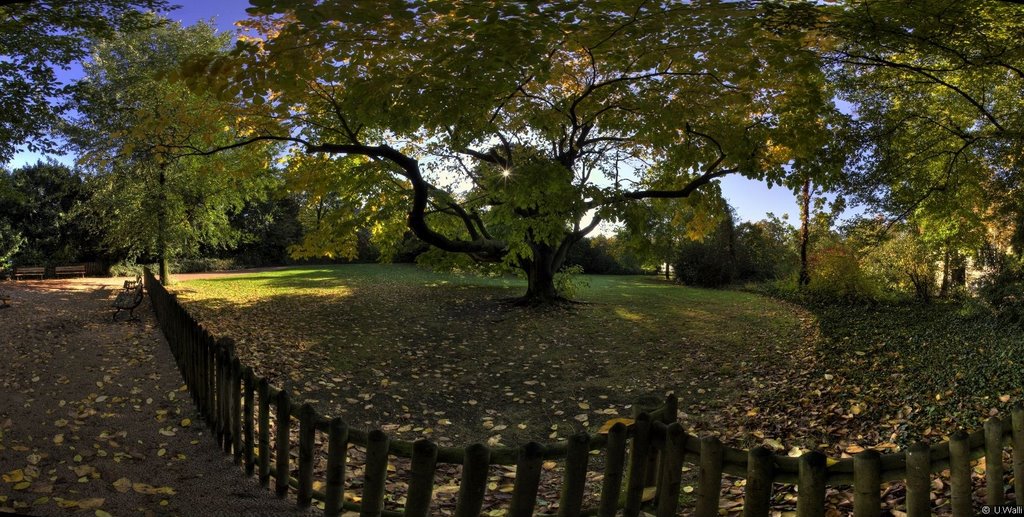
0, 278, 319, 517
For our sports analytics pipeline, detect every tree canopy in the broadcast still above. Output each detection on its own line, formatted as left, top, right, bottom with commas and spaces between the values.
71, 16, 277, 281
176, 0, 842, 301
0, 0, 171, 162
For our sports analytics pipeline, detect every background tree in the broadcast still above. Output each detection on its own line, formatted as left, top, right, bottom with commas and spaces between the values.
0, 0, 171, 162
182, 0, 842, 303
0, 161, 96, 266
71, 17, 277, 281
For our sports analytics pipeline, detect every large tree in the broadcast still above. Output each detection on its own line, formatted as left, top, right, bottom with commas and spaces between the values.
781, 1, 1024, 261
0, 0, 171, 163
71, 17, 276, 281
183, 0, 840, 302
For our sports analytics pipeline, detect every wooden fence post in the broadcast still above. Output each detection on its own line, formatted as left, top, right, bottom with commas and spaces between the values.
509, 442, 545, 517
1014, 406, 1024, 507
297, 403, 317, 508
275, 389, 291, 498
243, 367, 255, 476
695, 436, 724, 517
205, 331, 216, 426
598, 423, 628, 517
360, 429, 390, 517
218, 344, 229, 449
258, 377, 271, 489
324, 417, 349, 517
905, 442, 931, 517
949, 431, 972, 517
796, 451, 826, 517
744, 446, 775, 517
231, 357, 242, 463
558, 433, 591, 517
404, 439, 438, 517
624, 413, 653, 517
985, 417, 1005, 506
454, 443, 490, 517
655, 423, 685, 517
853, 449, 881, 517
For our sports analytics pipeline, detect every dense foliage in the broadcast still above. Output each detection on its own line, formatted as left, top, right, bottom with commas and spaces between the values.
0, 0, 171, 162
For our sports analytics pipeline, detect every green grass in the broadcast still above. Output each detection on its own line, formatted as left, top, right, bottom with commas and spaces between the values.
173, 264, 809, 447
173, 264, 1024, 455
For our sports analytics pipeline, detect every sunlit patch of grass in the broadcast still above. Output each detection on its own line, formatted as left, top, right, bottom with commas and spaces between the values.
613, 307, 645, 322
173, 264, 808, 446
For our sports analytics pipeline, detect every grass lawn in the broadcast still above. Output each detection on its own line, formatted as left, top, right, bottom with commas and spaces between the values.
172, 264, 1024, 455
172, 264, 809, 448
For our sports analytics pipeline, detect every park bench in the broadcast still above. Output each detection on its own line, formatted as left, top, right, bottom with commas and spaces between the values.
112, 281, 145, 321
123, 273, 142, 291
55, 264, 86, 278
13, 266, 44, 280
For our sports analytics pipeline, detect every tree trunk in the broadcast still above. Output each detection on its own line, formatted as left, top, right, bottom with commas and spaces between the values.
519, 241, 566, 304
157, 166, 170, 284
940, 246, 951, 297
798, 177, 811, 288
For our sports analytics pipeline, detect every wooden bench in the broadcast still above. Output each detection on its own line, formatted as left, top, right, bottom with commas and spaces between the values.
13, 266, 44, 280
55, 265, 86, 278
123, 274, 142, 291
112, 282, 145, 321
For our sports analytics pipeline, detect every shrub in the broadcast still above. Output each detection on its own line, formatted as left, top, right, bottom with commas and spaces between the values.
108, 259, 146, 277
673, 213, 736, 288
806, 243, 881, 301
977, 259, 1024, 326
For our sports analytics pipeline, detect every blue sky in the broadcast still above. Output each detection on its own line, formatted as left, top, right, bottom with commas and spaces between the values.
7, 0, 801, 224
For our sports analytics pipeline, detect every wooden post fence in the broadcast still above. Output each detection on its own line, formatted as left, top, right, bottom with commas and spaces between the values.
143, 269, 1024, 516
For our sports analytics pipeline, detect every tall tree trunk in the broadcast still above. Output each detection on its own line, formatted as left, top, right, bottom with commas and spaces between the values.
798, 177, 811, 288
157, 166, 170, 284
520, 241, 566, 304
940, 245, 951, 297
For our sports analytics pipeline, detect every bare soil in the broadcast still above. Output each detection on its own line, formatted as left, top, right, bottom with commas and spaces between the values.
0, 277, 319, 517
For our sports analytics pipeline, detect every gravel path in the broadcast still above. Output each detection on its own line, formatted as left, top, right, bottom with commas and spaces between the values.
0, 278, 319, 517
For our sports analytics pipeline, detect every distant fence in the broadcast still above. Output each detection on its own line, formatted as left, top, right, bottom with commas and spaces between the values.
144, 269, 1024, 516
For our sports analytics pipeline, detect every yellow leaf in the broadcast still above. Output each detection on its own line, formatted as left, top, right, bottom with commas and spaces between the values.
13, 481, 31, 490
77, 498, 105, 510
597, 418, 634, 434
641, 486, 657, 502
97, 511, 114, 517
181, 418, 192, 427
132, 483, 177, 495
2, 469, 25, 483
112, 478, 132, 493
541, 461, 557, 470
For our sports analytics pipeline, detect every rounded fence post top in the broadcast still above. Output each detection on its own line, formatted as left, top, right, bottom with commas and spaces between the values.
412, 438, 438, 454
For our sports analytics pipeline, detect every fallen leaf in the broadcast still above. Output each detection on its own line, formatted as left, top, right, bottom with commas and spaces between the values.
112, 478, 132, 493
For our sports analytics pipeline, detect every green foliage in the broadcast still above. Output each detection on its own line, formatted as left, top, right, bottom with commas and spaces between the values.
182, 0, 843, 300
860, 226, 939, 302
0, 0, 172, 162
553, 265, 589, 300
805, 242, 880, 302
72, 17, 278, 273
564, 236, 641, 275
977, 258, 1024, 327
229, 194, 303, 266
734, 214, 799, 282
0, 220, 25, 272
673, 210, 737, 288
107, 259, 146, 278
0, 161, 97, 266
